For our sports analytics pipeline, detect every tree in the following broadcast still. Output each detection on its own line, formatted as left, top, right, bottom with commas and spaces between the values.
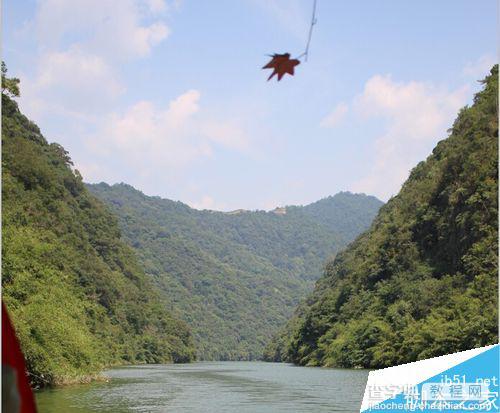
2, 62, 20, 98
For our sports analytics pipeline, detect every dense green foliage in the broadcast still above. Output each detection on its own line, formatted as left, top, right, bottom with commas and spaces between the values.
1, 61, 20, 98
89, 184, 382, 360
268, 66, 499, 368
2, 92, 195, 387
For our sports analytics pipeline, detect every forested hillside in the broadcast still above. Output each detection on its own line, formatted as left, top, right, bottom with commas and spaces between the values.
2, 84, 195, 387
88, 184, 383, 360
268, 66, 498, 368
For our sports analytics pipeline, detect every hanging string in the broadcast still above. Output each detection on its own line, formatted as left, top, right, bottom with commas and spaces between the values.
297, 0, 318, 62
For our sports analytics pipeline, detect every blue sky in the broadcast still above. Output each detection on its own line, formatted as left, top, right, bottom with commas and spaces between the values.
3, 0, 497, 210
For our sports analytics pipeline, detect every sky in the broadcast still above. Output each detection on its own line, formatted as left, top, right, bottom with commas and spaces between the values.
3, 0, 497, 211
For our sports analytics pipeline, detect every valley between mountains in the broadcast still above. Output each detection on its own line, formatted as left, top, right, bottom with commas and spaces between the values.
2, 65, 497, 388
88, 183, 382, 360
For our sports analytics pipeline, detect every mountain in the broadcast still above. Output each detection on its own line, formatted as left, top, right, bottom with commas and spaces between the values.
1, 91, 196, 387
88, 184, 383, 360
268, 66, 498, 368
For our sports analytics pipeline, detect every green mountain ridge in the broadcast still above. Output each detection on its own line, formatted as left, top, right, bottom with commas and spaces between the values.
266, 66, 499, 368
2, 92, 196, 387
88, 183, 383, 360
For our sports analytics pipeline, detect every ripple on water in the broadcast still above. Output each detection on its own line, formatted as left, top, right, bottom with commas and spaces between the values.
36, 362, 369, 413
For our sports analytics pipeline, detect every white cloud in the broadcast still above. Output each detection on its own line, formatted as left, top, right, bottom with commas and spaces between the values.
19, 0, 175, 126
81, 90, 250, 181
463, 54, 496, 79
35, 0, 170, 60
320, 102, 348, 128
21, 47, 125, 118
92, 91, 205, 166
165, 90, 201, 127
350, 75, 469, 200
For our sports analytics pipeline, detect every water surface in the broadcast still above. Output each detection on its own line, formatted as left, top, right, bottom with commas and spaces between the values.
36, 362, 368, 413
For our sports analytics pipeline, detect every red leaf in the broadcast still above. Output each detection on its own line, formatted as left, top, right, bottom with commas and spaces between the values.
262, 53, 300, 81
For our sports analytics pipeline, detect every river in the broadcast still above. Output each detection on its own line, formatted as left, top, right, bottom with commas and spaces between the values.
36, 362, 369, 413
